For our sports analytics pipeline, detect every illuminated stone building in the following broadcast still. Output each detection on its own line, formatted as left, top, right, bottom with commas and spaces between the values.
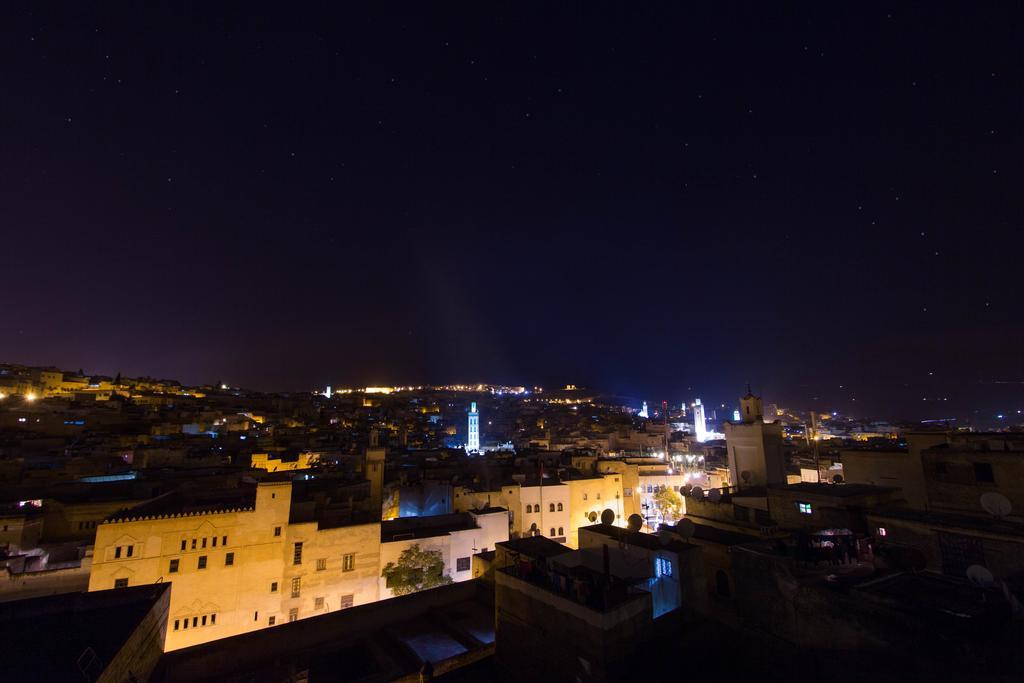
89, 480, 382, 651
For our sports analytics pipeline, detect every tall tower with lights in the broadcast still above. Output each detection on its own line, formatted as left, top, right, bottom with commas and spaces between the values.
692, 398, 708, 442
467, 402, 480, 453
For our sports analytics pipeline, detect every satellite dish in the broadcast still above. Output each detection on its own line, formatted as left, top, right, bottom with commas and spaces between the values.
980, 492, 1012, 518
690, 486, 704, 501
966, 564, 995, 587
676, 518, 695, 539
832, 474, 844, 484
707, 489, 722, 503
600, 509, 615, 526
740, 470, 752, 484
681, 484, 693, 496
626, 514, 643, 532
588, 511, 598, 523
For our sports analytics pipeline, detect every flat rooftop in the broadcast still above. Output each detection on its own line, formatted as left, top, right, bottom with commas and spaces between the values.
156, 581, 494, 682
497, 535, 573, 560
381, 512, 482, 542
105, 486, 257, 522
0, 584, 169, 681
768, 482, 896, 498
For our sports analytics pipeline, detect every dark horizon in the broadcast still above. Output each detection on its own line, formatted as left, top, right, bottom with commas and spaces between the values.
3, 4, 1021, 422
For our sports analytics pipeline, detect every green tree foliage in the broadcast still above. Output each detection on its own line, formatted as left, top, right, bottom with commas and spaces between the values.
653, 487, 684, 523
380, 544, 453, 596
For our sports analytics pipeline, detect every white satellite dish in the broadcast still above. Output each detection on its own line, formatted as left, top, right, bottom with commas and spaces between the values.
980, 492, 1012, 518
676, 518, 695, 540
690, 486, 704, 501
707, 489, 722, 503
966, 564, 995, 587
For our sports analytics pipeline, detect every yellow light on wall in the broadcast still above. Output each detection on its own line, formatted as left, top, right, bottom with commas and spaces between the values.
25, 392, 37, 402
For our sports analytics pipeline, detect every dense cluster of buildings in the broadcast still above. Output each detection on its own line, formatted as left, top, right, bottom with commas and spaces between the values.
0, 363, 1022, 680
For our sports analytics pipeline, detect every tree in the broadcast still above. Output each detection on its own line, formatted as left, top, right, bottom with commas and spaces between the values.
653, 487, 684, 524
380, 544, 453, 596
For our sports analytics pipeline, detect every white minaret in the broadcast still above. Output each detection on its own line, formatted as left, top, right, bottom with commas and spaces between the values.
467, 402, 480, 453
693, 398, 708, 442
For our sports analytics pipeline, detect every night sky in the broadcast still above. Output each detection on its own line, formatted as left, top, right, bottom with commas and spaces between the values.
2, 4, 1021, 422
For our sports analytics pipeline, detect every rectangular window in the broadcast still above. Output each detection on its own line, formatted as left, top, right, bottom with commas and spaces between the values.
343, 553, 355, 572
291, 577, 301, 598
974, 462, 995, 483
225, 552, 234, 566
180, 540, 186, 552
169, 559, 179, 573
114, 546, 122, 559
174, 619, 180, 631
269, 616, 276, 626
271, 581, 278, 593
212, 536, 217, 547
192, 617, 198, 628
797, 502, 813, 515
655, 556, 673, 578
315, 596, 324, 609
596, 493, 601, 500
198, 555, 207, 570
316, 558, 327, 571
201, 615, 207, 626
210, 613, 216, 625
878, 527, 888, 537
126, 545, 133, 558
183, 618, 189, 629
340, 594, 354, 609
191, 538, 197, 550
254, 611, 259, 622
201, 537, 207, 548
222, 535, 228, 546
288, 608, 298, 623
274, 526, 281, 537
456, 557, 471, 572
114, 578, 128, 588
583, 493, 588, 501
293, 542, 303, 565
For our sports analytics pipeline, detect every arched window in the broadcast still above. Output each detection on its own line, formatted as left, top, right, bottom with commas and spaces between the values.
549, 503, 555, 512
550, 528, 556, 537
526, 504, 532, 513
715, 570, 731, 598
557, 502, 563, 511
558, 527, 564, 536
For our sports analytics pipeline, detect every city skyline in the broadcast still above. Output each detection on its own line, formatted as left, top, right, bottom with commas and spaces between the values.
3, 5, 1021, 420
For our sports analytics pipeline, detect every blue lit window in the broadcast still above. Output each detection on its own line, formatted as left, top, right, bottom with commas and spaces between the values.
655, 556, 673, 578
797, 502, 813, 515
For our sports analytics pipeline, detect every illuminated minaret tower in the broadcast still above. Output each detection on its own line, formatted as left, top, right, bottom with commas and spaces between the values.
467, 402, 480, 453
692, 398, 708, 443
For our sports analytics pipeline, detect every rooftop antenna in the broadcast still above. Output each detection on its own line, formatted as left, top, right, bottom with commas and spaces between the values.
980, 492, 1012, 518
966, 564, 995, 588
